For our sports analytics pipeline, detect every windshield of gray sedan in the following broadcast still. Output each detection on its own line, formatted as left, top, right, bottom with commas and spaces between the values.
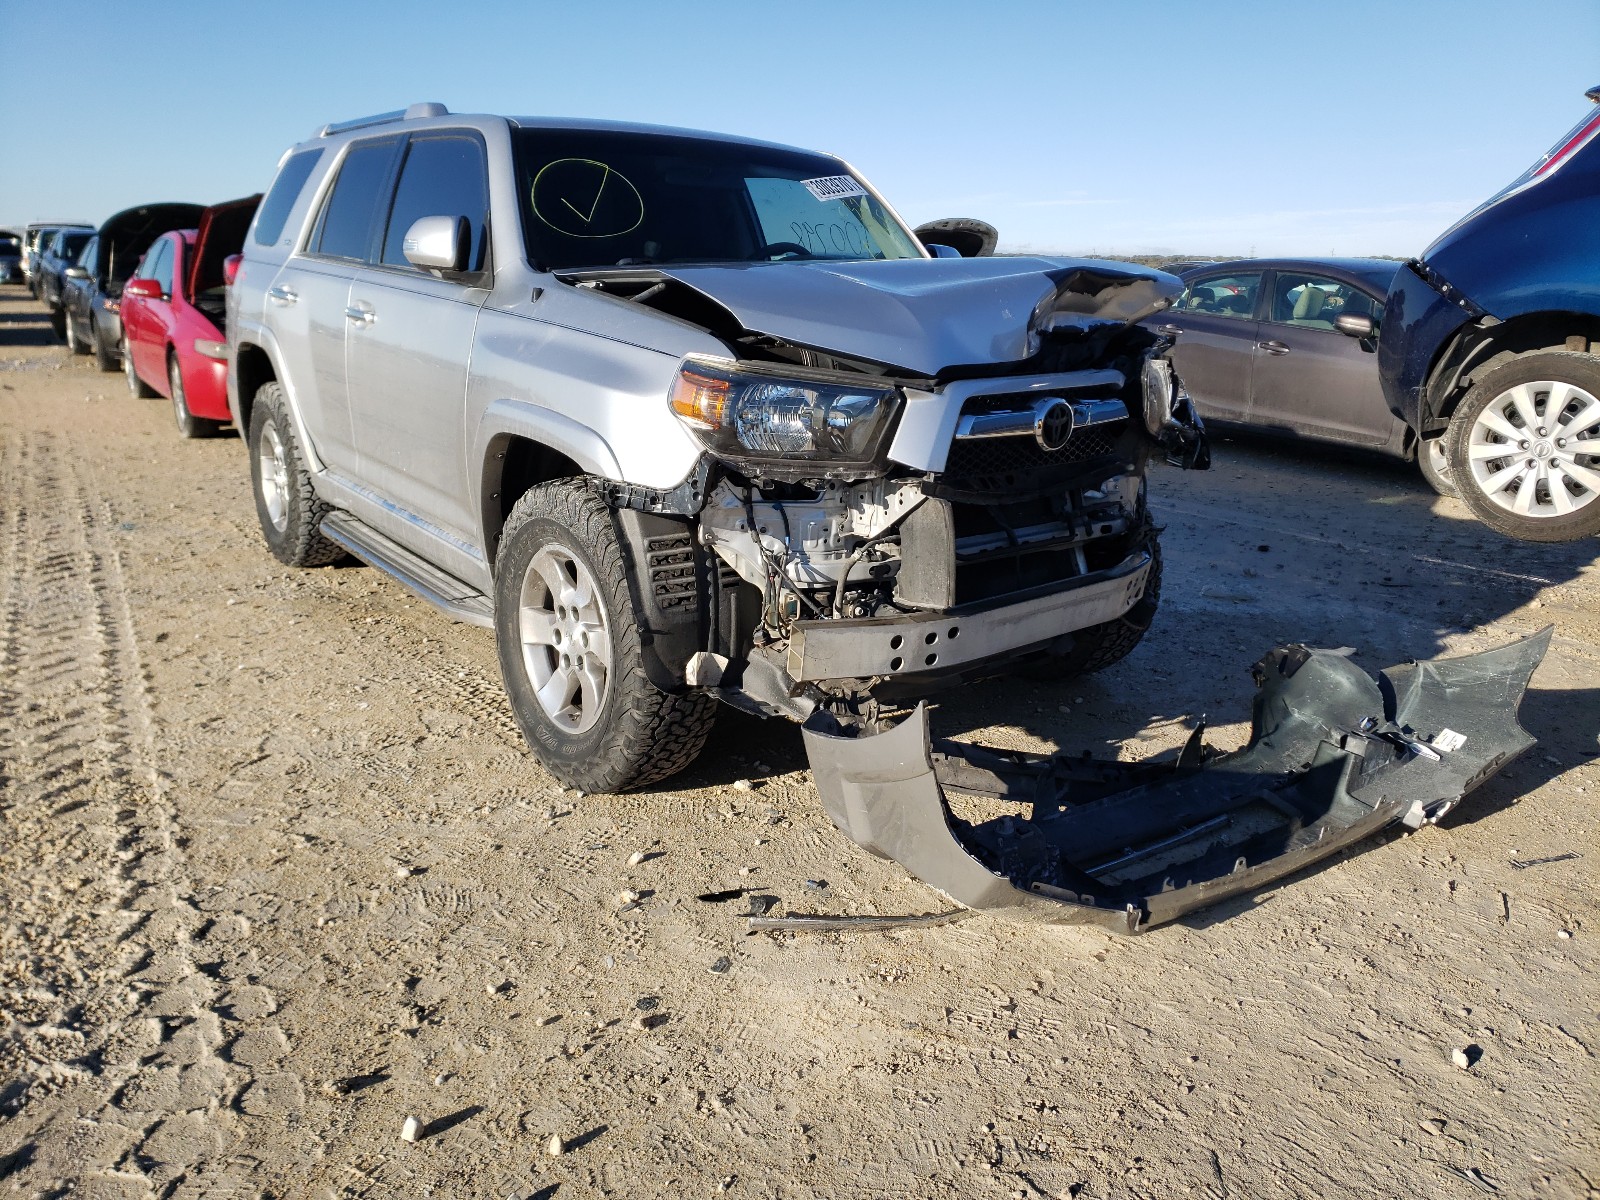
513, 129, 922, 269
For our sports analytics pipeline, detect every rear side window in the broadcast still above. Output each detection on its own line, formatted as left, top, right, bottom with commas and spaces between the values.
254, 148, 324, 248
380, 134, 490, 271
312, 138, 401, 261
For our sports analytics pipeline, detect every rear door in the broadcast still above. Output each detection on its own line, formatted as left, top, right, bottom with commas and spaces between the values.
1249, 270, 1394, 445
1158, 270, 1264, 421
265, 136, 403, 477
343, 130, 492, 548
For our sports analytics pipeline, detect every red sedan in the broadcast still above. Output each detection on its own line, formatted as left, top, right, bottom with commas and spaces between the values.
122, 195, 259, 437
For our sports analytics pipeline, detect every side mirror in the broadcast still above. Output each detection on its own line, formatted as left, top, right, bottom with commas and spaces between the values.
65, 265, 88, 279
912, 218, 999, 258
926, 244, 962, 259
402, 215, 469, 272
223, 254, 242, 287
124, 278, 163, 300
1335, 313, 1375, 338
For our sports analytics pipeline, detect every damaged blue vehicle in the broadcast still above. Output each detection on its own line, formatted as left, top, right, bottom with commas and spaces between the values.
231, 106, 1548, 932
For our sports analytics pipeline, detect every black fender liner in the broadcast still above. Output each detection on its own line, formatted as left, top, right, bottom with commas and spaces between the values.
801, 628, 1551, 934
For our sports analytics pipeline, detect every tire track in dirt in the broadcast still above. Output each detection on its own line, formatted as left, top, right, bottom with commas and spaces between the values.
0, 431, 306, 1196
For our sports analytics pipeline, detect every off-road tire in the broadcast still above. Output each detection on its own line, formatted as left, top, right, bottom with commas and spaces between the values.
170, 354, 219, 438
1445, 350, 1600, 543
91, 317, 119, 372
1416, 434, 1458, 498
247, 382, 344, 566
125, 343, 157, 397
47, 305, 66, 342
494, 479, 718, 793
64, 310, 88, 355
1019, 539, 1163, 680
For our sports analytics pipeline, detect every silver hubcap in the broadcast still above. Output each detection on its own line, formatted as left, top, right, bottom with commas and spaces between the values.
170, 361, 188, 425
258, 420, 290, 532
1467, 380, 1600, 520
1425, 436, 1450, 478
517, 546, 611, 734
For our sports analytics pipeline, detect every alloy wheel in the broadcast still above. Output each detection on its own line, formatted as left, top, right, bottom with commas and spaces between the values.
517, 545, 612, 734
257, 420, 290, 532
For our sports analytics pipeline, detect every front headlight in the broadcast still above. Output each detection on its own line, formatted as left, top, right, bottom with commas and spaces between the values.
668, 356, 900, 478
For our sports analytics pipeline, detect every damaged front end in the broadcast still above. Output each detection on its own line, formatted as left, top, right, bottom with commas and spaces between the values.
801, 629, 1551, 933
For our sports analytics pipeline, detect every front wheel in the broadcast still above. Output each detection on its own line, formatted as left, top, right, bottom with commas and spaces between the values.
247, 382, 343, 566
1018, 539, 1163, 680
494, 480, 717, 793
1445, 351, 1600, 542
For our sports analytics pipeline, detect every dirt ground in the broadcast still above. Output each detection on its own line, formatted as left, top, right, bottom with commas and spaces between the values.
0, 283, 1595, 1200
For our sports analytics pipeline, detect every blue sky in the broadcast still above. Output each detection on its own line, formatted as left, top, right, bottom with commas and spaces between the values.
3, 0, 1596, 257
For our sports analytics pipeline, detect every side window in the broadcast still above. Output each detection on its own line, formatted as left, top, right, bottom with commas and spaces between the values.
380, 134, 490, 271
312, 138, 401, 262
150, 241, 176, 296
132, 241, 159, 279
1179, 272, 1261, 319
79, 236, 99, 275
1269, 273, 1377, 329
255, 148, 324, 248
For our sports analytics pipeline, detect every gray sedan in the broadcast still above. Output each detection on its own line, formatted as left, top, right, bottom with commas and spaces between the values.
1152, 258, 1452, 492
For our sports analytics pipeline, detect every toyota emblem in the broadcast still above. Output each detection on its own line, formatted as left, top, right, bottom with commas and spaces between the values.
1033, 398, 1074, 452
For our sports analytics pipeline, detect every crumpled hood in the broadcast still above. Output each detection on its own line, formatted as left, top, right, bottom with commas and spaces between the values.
655, 256, 1182, 376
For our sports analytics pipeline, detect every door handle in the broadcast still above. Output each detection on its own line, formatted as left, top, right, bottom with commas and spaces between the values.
1155, 323, 1184, 336
1257, 340, 1290, 355
344, 304, 375, 326
266, 284, 298, 305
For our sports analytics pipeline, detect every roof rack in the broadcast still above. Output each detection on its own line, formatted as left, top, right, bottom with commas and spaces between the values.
314, 102, 449, 138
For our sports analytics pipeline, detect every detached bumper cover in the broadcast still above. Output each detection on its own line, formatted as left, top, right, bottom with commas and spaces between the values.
802, 629, 1550, 933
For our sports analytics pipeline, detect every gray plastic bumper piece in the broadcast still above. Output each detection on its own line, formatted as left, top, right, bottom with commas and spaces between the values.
801, 628, 1551, 934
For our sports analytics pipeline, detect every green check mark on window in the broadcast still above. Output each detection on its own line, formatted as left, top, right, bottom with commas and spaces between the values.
560, 165, 612, 224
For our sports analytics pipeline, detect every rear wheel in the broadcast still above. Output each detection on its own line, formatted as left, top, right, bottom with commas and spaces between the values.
90, 317, 118, 372
1416, 435, 1458, 498
169, 354, 220, 438
494, 480, 717, 793
64, 309, 88, 355
247, 382, 343, 566
47, 305, 66, 342
1445, 351, 1600, 542
125, 342, 157, 397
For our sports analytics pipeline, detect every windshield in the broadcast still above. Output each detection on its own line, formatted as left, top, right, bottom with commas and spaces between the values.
512, 128, 923, 270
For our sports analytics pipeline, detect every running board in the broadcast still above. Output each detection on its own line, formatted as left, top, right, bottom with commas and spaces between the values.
320, 512, 494, 629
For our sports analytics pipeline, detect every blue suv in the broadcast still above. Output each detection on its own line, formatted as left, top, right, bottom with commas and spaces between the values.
1380, 85, 1600, 542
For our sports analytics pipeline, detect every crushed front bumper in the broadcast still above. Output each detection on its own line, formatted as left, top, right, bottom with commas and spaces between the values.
801, 629, 1550, 933
785, 550, 1152, 683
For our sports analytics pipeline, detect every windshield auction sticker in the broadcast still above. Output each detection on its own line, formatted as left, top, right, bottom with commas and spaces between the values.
802, 175, 868, 202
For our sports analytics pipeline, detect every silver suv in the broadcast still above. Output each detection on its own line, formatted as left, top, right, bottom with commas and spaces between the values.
229, 103, 1207, 795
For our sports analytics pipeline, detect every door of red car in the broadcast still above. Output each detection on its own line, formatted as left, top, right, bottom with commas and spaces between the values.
1158, 271, 1264, 422
1249, 270, 1396, 446
127, 238, 178, 387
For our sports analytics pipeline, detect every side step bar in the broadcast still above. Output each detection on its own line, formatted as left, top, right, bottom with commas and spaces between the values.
803, 628, 1551, 934
320, 512, 494, 629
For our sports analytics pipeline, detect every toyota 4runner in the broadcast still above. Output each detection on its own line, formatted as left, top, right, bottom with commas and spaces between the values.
231, 105, 1547, 932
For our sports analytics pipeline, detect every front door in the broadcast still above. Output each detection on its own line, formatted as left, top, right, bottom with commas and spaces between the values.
344, 132, 492, 549
1249, 270, 1394, 445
